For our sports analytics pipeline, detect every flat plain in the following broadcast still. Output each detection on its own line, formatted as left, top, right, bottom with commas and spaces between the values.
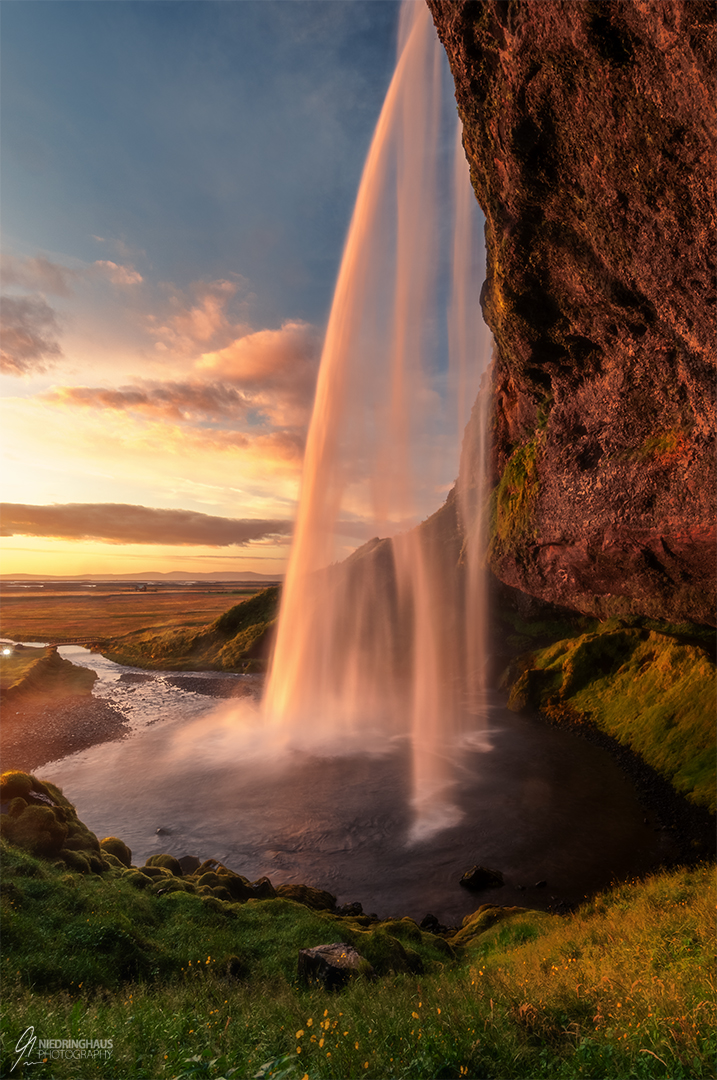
0, 583, 263, 643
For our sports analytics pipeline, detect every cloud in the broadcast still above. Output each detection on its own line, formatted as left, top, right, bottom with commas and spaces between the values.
0, 296, 62, 375
0, 254, 77, 297
198, 319, 320, 425
42, 320, 321, 438
93, 260, 143, 285
150, 278, 250, 354
43, 381, 251, 423
0, 503, 293, 547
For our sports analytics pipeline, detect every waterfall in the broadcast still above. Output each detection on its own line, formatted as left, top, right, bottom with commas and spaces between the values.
263, 0, 492, 838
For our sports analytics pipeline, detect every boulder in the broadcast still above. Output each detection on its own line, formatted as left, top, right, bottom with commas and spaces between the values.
100, 837, 132, 868
298, 942, 373, 991
460, 865, 505, 890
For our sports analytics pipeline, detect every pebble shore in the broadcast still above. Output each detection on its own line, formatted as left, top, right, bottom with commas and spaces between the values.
0, 693, 130, 773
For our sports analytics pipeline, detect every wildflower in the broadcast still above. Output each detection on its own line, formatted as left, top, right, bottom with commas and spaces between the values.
307, 1018, 313, 1027
296, 1030, 304, 1038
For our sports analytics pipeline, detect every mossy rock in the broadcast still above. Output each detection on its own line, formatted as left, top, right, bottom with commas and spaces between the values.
150, 877, 187, 896
451, 905, 529, 947
0, 771, 35, 801
145, 853, 183, 877
276, 883, 336, 911
0, 771, 108, 869
124, 870, 153, 889
139, 865, 173, 880
379, 917, 423, 944
0, 803, 68, 857
101, 837, 132, 867
359, 929, 416, 976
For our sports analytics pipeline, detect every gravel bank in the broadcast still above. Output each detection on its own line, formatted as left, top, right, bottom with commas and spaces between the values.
0, 693, 129, 773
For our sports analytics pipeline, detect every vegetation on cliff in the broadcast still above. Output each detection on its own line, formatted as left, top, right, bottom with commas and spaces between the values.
100, 586, 280, 672
1, 770, 714, 1079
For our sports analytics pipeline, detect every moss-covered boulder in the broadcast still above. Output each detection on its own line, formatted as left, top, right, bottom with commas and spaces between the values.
145, 853, 183, 877
101, 836, 132, 867
0, 771, 108, 871
276, 883, 337, 911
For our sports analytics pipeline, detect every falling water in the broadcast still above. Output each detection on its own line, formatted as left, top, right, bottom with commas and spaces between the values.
263, 1, 492, 837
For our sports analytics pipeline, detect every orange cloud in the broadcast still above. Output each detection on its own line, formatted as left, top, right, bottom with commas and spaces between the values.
43, 381, 251, 423
92, 260, 143, 285
149, 278, 250, 355
0, 296, 62, 375
0, 503, 293, 547
198, 319, 320, 426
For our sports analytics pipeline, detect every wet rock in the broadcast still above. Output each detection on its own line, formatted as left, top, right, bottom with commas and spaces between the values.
337, 901, 364, 917
298, 942, 373, 991
420, 912, 447, 934
460, 865, 505, 890
177, 855, 201, 875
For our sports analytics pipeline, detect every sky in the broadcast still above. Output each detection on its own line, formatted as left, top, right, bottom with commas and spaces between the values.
0, 0, 403, 577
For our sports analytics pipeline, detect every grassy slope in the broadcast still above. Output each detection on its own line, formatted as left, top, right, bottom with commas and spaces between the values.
1, 771, 715, 1080
100, 586, 280, 672
0, 647, 96, 701
1, 841, 714, 1079
503, 618, 716, 812
0, 647, 50, 691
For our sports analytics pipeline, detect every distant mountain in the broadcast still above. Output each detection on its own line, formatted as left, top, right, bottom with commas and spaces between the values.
1, 571, 283, 583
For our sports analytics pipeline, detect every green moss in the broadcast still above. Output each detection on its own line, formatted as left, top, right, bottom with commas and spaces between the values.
508, 622, 716, 811
489, 435, 542, 558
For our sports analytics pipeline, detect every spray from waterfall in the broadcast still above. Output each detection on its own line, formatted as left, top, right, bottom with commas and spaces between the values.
263, 0, 492, 838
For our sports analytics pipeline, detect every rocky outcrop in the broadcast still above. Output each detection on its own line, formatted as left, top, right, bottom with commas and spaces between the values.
428, 0, 716, 624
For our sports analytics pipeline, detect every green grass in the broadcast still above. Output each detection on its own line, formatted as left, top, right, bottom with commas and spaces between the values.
1, 771, 715, 1079
101, 586, 280, 672
506, 619, 716, 811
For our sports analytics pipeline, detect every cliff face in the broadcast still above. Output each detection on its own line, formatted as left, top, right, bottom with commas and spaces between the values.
428, 0, 716, 625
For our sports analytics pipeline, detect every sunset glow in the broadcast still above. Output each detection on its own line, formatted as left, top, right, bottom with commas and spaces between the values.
0, 2, 399, 577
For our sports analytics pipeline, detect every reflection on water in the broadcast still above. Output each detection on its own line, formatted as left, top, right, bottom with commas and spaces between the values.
42, 646, 671, 924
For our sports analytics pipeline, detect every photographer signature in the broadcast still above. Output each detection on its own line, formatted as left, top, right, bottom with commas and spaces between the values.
11, 1027, 42, 1071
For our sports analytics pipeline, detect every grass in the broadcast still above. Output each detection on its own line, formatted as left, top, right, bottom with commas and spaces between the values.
0, 646, 97, 701
101, 587, 280, 672
1, 807, 714, 1079
506, 618, 716, 811
0, 646, 50, 692
0, 587, 263, 644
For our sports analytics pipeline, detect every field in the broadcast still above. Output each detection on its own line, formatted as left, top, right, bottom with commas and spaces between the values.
0, 585, 265, 644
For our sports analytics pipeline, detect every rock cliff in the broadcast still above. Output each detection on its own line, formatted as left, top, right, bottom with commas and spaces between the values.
428, 0, 716, 625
